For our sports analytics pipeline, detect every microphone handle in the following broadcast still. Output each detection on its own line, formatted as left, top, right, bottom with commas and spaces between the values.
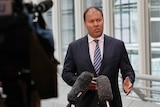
66, 103, 70, 107
106, 101, 110, 107
66, 102, 73, 107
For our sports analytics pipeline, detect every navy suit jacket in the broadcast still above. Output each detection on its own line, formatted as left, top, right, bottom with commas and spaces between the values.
62, 34, 135, 107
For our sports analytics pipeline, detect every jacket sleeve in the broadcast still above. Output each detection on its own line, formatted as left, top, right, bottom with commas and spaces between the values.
120, 42, 135, 84
62, 43, 78, 86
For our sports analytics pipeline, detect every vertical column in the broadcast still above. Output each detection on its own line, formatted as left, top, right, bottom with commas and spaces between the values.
102, 0, 114, 37
137, 0, 151, 75
137, 0, 151, 96
74, 0, 85, 39
52, 0, 62, 63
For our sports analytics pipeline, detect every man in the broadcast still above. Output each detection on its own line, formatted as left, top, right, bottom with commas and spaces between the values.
62, 7, 135, 107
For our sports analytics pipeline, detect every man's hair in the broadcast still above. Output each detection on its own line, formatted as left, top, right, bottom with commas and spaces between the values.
83, 7, 103, 21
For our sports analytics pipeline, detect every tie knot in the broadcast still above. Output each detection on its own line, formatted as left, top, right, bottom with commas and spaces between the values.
94, 40, 99, 44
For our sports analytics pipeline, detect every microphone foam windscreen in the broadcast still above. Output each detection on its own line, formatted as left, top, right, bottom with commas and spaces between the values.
68, 71, 94, 104
97, 75, 113, 103
37, 0, 53, 13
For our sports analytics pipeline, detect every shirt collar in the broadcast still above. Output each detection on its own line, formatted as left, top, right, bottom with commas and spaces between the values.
88, 34, 104, 43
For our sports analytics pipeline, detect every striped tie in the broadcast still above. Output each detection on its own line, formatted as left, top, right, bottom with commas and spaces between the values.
93, 40, 101, 75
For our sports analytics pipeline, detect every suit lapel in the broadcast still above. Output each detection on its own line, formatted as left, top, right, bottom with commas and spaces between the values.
100, 35, 112, 73
81, 36, 95, 74
81, 35, 112, 75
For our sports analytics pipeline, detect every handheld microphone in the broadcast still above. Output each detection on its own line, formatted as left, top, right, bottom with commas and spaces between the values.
35, 0, 53, 13
67, 71, 94, 105
97, 75, 113, 103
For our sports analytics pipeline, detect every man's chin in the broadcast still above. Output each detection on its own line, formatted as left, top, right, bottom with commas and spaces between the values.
94, 33, 102, 38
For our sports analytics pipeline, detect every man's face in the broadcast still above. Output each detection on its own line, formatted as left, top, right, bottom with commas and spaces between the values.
84, 8, 104, 38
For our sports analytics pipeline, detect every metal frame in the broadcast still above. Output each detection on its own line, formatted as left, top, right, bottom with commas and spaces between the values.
119, 74, 160, 103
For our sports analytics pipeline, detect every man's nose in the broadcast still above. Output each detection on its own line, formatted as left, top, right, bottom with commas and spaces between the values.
93, 21, 98, 26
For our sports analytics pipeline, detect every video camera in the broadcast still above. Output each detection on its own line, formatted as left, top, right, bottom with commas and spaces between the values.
0, 0, 53, 71
0, 0, 57, 99
0, 0, 53, 15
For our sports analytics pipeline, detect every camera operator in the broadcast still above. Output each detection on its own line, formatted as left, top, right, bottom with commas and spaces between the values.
0, 0, 57, 107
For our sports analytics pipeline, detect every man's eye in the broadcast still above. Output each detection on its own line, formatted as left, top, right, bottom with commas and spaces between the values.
97, 19, 102, 22
89, 20, 94, 23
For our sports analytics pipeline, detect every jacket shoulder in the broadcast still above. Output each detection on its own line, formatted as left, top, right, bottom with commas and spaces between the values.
104, 34, 124, 44
69, 36, 87, 46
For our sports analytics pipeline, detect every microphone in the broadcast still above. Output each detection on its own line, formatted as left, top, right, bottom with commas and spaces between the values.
97, 75, 113, 103
35, 0, 53, 13
67, 71, 94, 105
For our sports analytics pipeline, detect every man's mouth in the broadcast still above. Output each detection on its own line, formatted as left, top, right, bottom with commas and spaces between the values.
94, 29, 100, 33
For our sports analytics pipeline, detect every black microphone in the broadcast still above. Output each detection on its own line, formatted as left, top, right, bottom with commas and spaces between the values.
35, 0, 53, 13
97, 75, 113, 103
67, 71, 94, 105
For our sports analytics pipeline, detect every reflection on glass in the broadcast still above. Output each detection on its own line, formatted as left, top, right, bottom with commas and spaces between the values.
114, 0, 138, 73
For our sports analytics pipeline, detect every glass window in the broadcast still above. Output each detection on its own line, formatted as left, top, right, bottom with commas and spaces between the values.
149, 0, 160, 76
149, 0, 160, 100
35, 0, 75, 64
114, 0, 139, 73
83, 0, 102, 8
61, 0, 75, 63
42, 10, 52, 29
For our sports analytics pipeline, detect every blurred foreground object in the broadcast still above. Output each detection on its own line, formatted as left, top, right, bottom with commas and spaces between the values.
0, 0, 58, 107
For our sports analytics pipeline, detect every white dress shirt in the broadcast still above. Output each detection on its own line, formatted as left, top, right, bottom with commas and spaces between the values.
88, 34, 104, 65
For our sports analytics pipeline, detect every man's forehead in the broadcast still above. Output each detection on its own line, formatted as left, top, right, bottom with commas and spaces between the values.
87, 8, 100, 14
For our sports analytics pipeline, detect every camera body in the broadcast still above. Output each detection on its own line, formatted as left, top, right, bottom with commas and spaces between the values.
0, 0, 57, 100
0, 0, 54, 72
0, 0, 30, 72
